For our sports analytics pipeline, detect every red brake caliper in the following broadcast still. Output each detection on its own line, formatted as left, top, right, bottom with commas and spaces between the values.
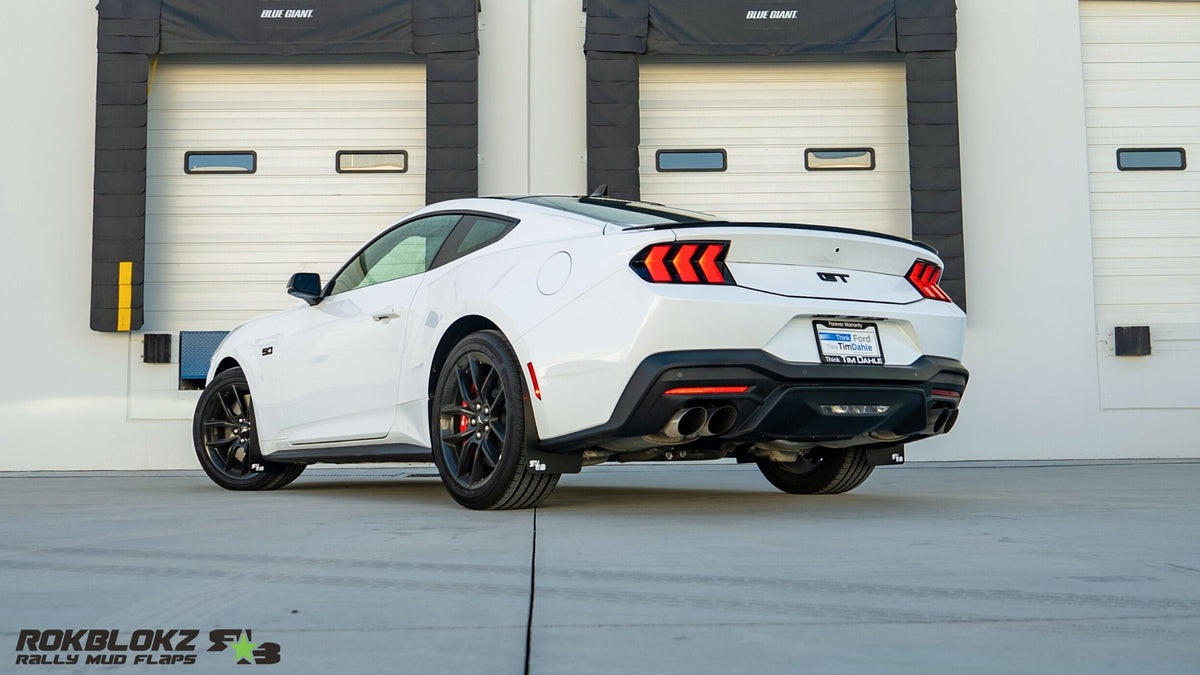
458, 400, 469, 433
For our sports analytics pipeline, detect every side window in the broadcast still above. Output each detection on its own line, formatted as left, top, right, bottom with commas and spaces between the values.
329, 214, 461, 295
432, 215, 517, 268
455, 217, 513, 257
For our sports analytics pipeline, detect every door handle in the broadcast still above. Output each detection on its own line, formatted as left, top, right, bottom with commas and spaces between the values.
372, 306, 400, 322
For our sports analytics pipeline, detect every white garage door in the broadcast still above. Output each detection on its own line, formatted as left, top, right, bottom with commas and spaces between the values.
145, 56, 427, 332
639, 60, 911, 238
1081, 1, 1200, 408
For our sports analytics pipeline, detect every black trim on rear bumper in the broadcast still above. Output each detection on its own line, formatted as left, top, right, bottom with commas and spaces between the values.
537, 350, 968, 454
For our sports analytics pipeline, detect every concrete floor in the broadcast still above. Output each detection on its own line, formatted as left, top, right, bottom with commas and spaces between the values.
1, 460, 1198, 674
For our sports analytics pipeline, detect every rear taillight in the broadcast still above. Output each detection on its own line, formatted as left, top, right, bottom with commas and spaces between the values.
906, 260, 952, 302
631, 242, 734, 285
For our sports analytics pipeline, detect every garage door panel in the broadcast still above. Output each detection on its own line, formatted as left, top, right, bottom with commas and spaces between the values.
1096, 303, 1200, 329
1081, 12, 1200, 38
145, 244, 354, 271
642, 125, 909, 145
1082, 81, 1200, 108
146, 192, 425, 212
643, 108, 908, 129
1091, 210, 1200, 239
640, 61, 907, 81
148, 148, 424, 176
1094, 236, 1200, 258
147, 176, 425, 198
1094, 258, 1199, 278
1088, 167, 1198, 194
144, 282, 307, 314
149, 126, 425, 146
639, 154, 909, 176
145, 219, 396, 246
1089, 192, 1200, 210
149, 111, 425, 133
1082, 61, 1200, 83
1084, 126, 1200, 145
1094, 277, 1200, 306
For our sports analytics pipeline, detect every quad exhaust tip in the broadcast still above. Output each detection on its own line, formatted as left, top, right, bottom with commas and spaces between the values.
702, 405, 738, 436
657, 405, 740, 442
664, 407, 707, 439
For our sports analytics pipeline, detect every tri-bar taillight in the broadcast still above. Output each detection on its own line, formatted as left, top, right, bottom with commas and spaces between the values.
631, 241, 735, 285
906, 260, 952, 302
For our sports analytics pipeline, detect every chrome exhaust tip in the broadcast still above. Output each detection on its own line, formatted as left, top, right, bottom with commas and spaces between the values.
665, 407, 707, 438
701, 405, 738, 436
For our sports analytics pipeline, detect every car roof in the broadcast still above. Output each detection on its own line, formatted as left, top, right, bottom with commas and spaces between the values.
439, 194, 710, 225
495, 195, 720, 226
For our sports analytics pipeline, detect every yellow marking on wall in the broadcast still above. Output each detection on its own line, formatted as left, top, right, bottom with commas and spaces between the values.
117, 261, 133, 332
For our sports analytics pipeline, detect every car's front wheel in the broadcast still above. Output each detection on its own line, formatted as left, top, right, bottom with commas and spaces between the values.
432, 330, 559, 510
193, 367, 305, 491
756, 448, 874, 495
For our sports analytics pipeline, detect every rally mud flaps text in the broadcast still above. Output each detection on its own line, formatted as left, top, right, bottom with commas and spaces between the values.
15, 629, 280, 666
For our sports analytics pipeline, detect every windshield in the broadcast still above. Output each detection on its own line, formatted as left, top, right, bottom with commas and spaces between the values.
514, 196, 719, 226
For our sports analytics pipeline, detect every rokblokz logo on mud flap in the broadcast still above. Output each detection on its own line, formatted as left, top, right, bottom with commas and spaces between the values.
14, 629, 281, 666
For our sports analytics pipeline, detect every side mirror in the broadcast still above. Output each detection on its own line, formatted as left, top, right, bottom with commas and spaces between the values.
287, 272, 323, 306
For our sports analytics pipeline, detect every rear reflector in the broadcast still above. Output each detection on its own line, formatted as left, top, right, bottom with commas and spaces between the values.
632, 242, 734, 285
663, 385, 750, 396
931, 388, 961, 399
526, 362, 542, 400
906, 260, 953, 302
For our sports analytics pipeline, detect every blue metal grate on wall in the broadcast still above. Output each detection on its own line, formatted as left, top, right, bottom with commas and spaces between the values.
179, 331, 229, 381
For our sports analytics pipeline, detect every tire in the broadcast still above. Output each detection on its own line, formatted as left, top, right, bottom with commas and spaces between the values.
432, 330, 559, 510
193, 367, 305, 491
756, 448, 874, 495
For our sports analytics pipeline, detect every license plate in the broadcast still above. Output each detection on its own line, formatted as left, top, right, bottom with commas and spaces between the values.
813, 321, 884, 365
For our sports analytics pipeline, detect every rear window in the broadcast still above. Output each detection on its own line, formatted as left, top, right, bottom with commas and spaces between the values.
515, 196, 719, 225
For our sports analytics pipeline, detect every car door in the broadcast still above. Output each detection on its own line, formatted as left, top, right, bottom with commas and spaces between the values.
275, 214, 461, 445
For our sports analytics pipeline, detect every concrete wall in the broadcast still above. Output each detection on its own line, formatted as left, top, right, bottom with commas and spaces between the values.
0, 0, 1194, 471
0, 2, 186, 469
921, 0, 1198, 461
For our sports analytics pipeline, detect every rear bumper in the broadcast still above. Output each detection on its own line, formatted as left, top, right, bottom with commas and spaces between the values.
537, 350, 968, 453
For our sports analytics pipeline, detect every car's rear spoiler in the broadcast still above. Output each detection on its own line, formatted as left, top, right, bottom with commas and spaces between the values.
618, 221, 939, 255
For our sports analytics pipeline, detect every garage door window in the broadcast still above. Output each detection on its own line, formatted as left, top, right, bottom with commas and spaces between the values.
184, 151, 256, 174
336, 150, 409, 173
1116, 148, 1187, 171
656, 150, 727, 172
805, 148, 876, 171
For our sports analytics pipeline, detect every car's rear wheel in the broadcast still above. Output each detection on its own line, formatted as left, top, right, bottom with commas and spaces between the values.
193, 367, 305, 491
432, 330, 559, 510
756, 448, 874, 495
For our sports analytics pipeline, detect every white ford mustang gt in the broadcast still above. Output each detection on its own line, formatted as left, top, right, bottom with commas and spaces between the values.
193, 195, 968, 509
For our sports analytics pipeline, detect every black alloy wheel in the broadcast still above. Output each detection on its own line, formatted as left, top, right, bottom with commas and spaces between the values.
432, 330, 558, 509
193, 367, 304, 491
756, 447, 874, 495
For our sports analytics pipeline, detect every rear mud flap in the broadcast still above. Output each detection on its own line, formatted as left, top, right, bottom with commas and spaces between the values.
526, 446, 584, 474
864, 445, 905, 466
